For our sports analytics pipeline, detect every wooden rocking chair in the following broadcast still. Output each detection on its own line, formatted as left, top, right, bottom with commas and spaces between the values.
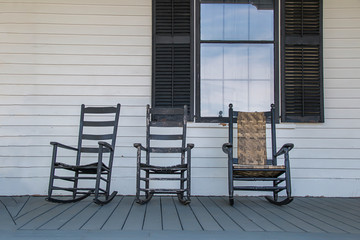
134, 105, 194, 205
47, 104, 121, 205
222, 104, 294, 206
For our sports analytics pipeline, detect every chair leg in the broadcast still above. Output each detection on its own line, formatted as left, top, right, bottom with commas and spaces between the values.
93, 148, 117, 205
93, 168, 117, 205
136, 167, 153, 205
177, 168, 191, 205
136, 190, 154, 205
228, 170, 234, 205
177, 192, 190, 205
93, 164, 102, 203
94, 191, 118, 205
47, 145, 58, 200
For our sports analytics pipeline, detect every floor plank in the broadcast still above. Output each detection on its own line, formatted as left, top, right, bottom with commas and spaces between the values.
252, 197, 320, 233
294, 198, 360, 234
216, 197, 263, 232
81, 196, 123, 230
189, 197, 223, 231
121, 198, 146, 230
20, 203, 75, 230
233, 197, 282, 232
334, 198, 360, 213
59, 199, 101, 230
14, 197, 49, 220
0, 196, 30, 219
0, 200, 16, 230
161, 197, 182, 231
246, 197, 305, 232
198, 197, 243, 231
101, 196, 134, 230
173, 197, 202, 231
39, 201, 92, 230
309, 198, 360, 220
142, 197, 162, 230
286, 200, 346, 233
15, 202, 59, 229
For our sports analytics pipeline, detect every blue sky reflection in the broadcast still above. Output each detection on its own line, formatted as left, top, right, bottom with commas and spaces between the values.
200, 1, 274, 116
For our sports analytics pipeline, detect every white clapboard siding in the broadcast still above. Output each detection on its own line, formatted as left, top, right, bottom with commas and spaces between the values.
0, 0, 360, 197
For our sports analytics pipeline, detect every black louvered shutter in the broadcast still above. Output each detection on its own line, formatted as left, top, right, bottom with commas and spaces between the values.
152, 0, 193, 117
281, 0, 324, 122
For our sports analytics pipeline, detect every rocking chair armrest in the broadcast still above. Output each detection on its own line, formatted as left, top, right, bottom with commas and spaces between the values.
275, 143, 294, 157
50, 142, 78, 152
133, 143, 148, 151
186, 143, 195, 150
98, 141, 114, 152
222, 143, 232, 154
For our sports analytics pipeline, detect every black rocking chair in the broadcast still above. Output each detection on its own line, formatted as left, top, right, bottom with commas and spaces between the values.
47, 104, 121, 205
134, 105, 194, 205
222, 104, 294, 206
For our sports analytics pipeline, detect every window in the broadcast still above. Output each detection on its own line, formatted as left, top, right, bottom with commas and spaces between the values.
152, 0, 323, 123
198, 0, 276, 118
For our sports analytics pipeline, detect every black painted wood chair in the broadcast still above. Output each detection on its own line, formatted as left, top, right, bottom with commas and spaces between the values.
222, 104, 294, 206
47, 104, 121, 205
134, 105, 194, 205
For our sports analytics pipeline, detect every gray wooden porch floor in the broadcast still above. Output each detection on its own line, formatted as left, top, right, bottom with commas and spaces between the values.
0, 196, 359, 239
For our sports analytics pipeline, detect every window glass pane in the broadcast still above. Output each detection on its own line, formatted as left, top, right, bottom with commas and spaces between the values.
201, 0, 274, 41
248, 80, 272, 111
201, 45, 223, 80
224, 80, 249, 111
201, 80, 224, 117
200, 4, 224, 40
223, 45, 249, 80
224, 4, 249, 40
201, 43, 273, 116
249, 45, 273, 79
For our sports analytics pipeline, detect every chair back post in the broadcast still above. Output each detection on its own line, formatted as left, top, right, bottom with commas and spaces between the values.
182, 105, 188, 149
271, 104, 277, 165
146, 104, 151, 165
108, 103, 121, 171
111, 104, 121, 148
228, 104, 234, 146
182, 105, 188, 164
228, 104, 234, 199
228, 104, 235, 166
76, 104, 86, 166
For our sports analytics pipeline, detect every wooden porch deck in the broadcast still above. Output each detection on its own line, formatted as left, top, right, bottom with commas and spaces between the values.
0, 196, 359, 239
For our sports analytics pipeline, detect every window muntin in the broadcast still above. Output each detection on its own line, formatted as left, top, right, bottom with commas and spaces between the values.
199, 0, 275, 117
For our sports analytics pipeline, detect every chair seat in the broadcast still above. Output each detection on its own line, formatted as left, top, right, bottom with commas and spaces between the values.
233, 164, 285, 178
55, 162, 109, 174
140, 163, 187, 174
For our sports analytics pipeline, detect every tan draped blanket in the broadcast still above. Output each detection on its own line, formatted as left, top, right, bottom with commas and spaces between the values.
237, 111, 267, 166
